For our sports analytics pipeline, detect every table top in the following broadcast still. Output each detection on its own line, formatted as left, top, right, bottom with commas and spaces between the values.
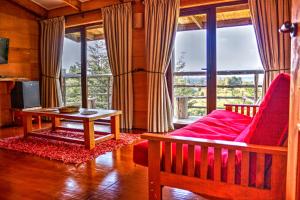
22, 108, 122, 121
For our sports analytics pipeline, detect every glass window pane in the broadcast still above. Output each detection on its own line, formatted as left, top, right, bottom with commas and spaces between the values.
216, 4, 263, 109
62, 32, 82, 107
174, 13, 207, 121
86, 25, 112, 109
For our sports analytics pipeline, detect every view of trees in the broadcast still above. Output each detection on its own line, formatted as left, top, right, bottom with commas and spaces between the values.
63, 42, 262, 119
174, 52, 262, 117
62, 40, 112, 109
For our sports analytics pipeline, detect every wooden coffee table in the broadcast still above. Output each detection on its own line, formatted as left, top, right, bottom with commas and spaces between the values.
22, 108, 122, 150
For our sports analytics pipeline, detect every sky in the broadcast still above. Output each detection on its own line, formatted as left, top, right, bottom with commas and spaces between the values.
175, 25, 263, 71
62, 25, 263, 72
62, 38, 81, 71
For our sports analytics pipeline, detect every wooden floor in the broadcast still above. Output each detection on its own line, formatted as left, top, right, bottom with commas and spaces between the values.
0, 123, 205, 200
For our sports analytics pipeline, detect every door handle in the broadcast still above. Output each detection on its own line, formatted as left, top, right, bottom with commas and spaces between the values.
279, 21, 298, 37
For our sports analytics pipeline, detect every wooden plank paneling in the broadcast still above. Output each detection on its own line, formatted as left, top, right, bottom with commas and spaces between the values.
0, 0, 40, 126
10, 0, 47, 17
286, 0, 300, 198
132, 1, 147, 129
65, 10, 102, 28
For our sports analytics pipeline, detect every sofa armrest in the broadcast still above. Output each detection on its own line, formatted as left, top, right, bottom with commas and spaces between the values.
141, 133, 287, 155
224, 104, 260, 117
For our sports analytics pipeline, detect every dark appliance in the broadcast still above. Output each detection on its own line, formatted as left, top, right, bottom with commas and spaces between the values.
11, 81, 41, 109
0, 38, 9, 64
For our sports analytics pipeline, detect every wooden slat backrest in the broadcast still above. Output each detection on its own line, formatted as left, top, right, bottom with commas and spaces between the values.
224, 104, 260, 117
144, 134, 287, 197
188, 145, 195, 177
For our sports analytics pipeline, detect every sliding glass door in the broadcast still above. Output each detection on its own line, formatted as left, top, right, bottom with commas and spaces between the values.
62, 24, 111, 109
173, 1, 263, 122
216, 4, 263, 108
86, 25, 112, 109
173, 8, 216, 122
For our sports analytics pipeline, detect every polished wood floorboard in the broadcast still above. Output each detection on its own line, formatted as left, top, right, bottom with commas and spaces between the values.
0, 123, 207, 200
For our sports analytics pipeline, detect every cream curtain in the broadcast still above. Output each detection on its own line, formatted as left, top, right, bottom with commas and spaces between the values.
249, 0, 291, 93
145, 0, 180, 132
40, 17, 65, 108
102, 3, 133, 130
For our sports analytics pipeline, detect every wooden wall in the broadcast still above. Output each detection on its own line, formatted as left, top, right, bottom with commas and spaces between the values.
286, 0, 300, 198
0, 0, 40, 126
132, 2, 147, 129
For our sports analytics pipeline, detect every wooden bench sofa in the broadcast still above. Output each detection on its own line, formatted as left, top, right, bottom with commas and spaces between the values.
133, 73, 290, 200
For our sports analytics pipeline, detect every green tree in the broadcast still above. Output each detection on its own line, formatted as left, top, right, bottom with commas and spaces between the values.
64, 40, 112, 108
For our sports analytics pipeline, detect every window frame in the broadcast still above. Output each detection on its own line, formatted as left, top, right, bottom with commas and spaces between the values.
172, 0, 251, 119
63, 22, 104, 108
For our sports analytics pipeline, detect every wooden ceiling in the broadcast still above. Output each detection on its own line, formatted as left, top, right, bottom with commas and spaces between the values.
178, 3, 251, 31
10, 0, 248, 18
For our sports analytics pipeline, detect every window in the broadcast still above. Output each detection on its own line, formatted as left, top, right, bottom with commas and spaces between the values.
86, 25, 112, 109
174, 13, 208, 120
173, 3, 263, 122
62, 31, 82, 106
62, 24, 112, 109
216, 4, 263, 108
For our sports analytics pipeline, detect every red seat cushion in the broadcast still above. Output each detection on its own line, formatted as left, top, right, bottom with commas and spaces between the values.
134, 110, 252, 167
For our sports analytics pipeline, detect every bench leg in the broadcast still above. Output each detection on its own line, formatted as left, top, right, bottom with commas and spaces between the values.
83, 120, 95, 150
51, 117, 61, 131
23, 114, 32, 137
111, 115, 120, 140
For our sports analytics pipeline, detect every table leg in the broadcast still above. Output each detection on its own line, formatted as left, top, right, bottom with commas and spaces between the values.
52, 117, 61, 131
37, 116, 42, 129
23, 114, 32, 137
83, 120, 95, 150
111, 115, 120, 140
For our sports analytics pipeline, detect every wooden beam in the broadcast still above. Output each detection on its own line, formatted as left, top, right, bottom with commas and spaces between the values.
65, 10, 102, 28
62, 0, 81, 11
48, 0, 130, 18
48, 0, 244, 18
189, 16, 204, 29
177, 17, 251, 31
217, 3, 249, 12
10, 0, 47, 17
180, 0, 245, 8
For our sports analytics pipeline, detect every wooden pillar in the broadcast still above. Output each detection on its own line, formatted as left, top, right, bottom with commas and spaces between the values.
254, 73, 259, 102
176, 97, 189, 119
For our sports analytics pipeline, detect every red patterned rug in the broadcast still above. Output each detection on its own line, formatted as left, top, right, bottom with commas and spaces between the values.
0, 130, 140, 164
